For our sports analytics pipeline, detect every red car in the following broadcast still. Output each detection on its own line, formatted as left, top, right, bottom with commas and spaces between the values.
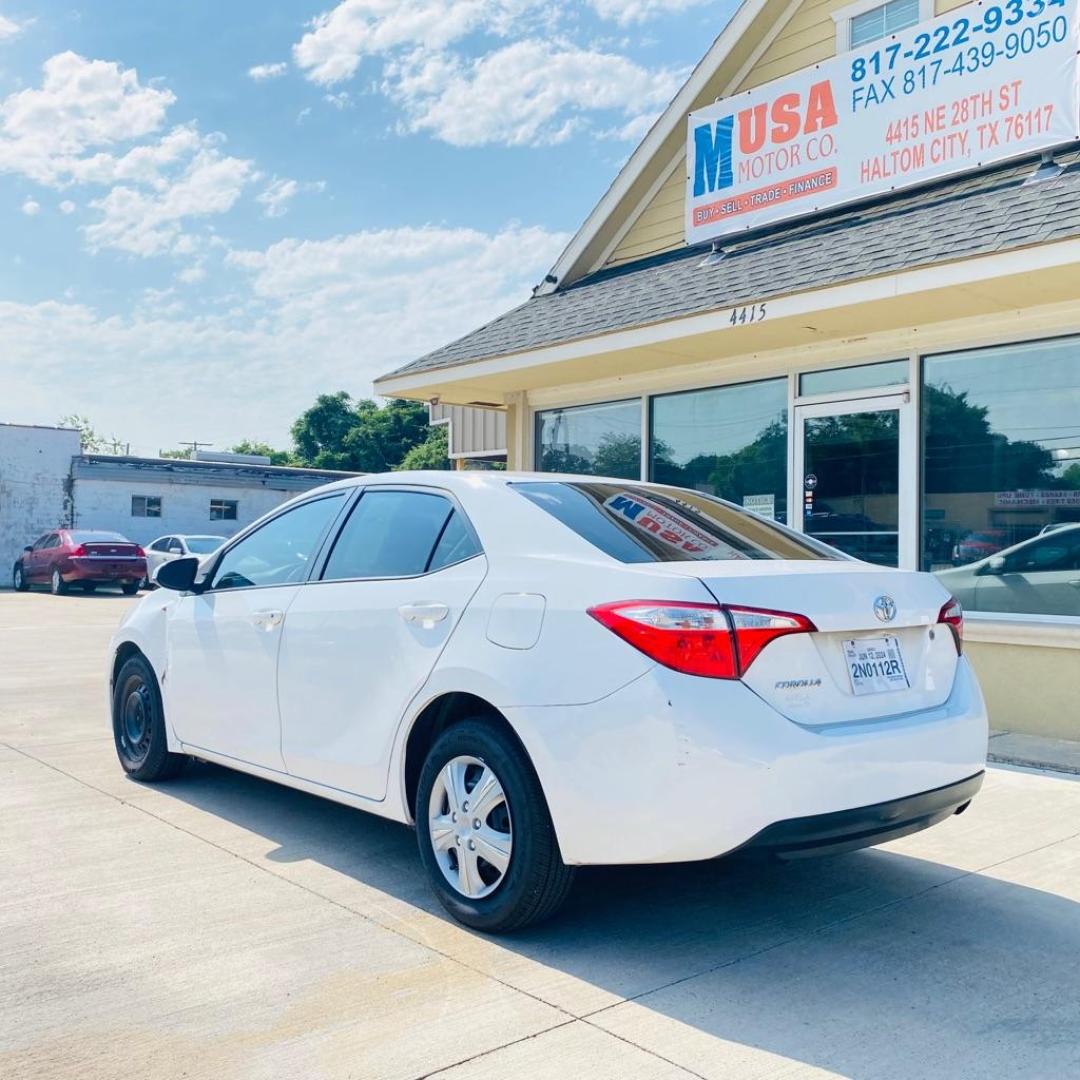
12, 529, 146, 595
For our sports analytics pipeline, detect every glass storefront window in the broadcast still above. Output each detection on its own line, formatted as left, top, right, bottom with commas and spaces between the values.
799, 359, 908, 397
650, 378, 789, 524
923, 337, 1080, 618
536, 399, 641, 479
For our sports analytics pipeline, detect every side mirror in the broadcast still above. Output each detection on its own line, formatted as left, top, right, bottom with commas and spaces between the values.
23, 545, 32, 554
155, 556, 201, 592
982, 555, 1006, 576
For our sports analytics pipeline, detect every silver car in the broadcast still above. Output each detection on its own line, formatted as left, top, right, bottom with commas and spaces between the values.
936, 524, 1080, 617
143, 535, 227, 588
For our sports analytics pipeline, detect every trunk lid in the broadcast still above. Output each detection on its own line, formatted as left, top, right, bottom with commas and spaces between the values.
78, 542, 142, 558
651, 560, 958, 724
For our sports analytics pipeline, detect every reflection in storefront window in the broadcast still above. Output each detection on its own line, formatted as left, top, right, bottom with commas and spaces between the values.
536, 399, 641, 480
924, 338, 1080, 618
650, 378, 788, 524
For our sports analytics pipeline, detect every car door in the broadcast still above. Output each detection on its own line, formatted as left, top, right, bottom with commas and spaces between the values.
973, 528, 1080, 617
164, 492, 348, 769
278, 487, 486, 799
146, 538, 172, 581
34, 533, 61, 581
23, 534, 51, 581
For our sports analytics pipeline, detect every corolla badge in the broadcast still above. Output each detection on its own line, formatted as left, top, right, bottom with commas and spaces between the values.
873, 595, 897, 623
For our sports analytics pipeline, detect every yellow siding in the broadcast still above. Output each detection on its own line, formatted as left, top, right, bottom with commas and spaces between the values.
606, 0, 974, 268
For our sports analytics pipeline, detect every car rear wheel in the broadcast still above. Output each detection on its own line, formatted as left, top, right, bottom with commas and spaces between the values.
111, 655, 187, 781
121, 582, 140, 596
50, 568, 68, 595
416, 718, 575, 933
13, 563, 28, 591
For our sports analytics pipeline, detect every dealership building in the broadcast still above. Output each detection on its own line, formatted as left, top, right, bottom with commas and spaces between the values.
379, 0, 1080, 739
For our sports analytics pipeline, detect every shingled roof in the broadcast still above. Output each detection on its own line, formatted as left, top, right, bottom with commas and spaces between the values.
382, 149, 1080, 382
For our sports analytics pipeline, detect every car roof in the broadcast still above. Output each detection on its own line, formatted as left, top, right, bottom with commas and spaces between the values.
314, 471, 666, 492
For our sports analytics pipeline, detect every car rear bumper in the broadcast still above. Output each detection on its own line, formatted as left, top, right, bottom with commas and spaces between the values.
63, 558, 146, 583
505, 655, 989, 866
737, 771, 984, 858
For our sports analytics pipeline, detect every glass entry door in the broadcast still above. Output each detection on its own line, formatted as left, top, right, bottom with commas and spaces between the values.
793, 393, 915, 568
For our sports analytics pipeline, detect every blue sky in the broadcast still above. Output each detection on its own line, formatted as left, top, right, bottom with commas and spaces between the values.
0, 0, 738, 454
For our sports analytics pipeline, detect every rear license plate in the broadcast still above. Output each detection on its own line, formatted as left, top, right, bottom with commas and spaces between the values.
843, 636, 909, 696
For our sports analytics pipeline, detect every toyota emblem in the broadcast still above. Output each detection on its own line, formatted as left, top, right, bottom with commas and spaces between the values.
873, 595, 897, 623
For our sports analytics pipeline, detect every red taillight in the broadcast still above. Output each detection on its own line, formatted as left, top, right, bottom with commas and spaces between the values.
134, 546, 146, 558
938, 597, 963, 653
587, 600, 816, 679
70, 544, 87, 557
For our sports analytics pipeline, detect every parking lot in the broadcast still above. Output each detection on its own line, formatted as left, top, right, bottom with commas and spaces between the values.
1, 590, 1078, 1079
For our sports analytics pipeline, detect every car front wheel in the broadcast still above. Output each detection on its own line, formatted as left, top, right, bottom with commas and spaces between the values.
416, 718, 574, 933
111, 654, 188, 781
13, 563, 28, 591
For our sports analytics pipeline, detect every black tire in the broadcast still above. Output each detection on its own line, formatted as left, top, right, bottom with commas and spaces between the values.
416, 718, 575, 933
12, 563, 29, 591
50, 567, 68, 595
121, 582, 140, 596
111, 654, 187, 781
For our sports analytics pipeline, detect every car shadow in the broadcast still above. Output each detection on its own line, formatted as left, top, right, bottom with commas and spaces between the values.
147, 760, 1080, 1078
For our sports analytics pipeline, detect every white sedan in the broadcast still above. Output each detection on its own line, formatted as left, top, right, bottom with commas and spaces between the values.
108, 472, 988, 931
143, 534, 227, 587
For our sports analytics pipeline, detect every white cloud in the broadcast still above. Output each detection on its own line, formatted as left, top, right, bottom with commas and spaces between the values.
588, 0, 709, 24
21, 197, 40, 215
0, 54, 256, 257
293, 0, 551, 85
176, 264, 206, 284
84, 148, 253, 256
59, 199, 76, 214
248, 61, 288, 81
0, 13, 23, 40
256, 177, 299, 218
1, 223, 568, 453
387, 39, 681, 147
0, 52, 175, 186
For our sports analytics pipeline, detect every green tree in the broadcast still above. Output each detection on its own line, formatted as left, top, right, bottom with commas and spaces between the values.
397, 424, 451, 470
59, 414, 125, 454
290, 393, 433, 472
229, 440, 297, 466
159, 447, 193, 460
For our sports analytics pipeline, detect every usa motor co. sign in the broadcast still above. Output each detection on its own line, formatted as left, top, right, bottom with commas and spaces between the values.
685, 0, 1080, 245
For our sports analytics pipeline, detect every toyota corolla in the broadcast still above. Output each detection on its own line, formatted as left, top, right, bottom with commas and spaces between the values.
108, 472, 988, 931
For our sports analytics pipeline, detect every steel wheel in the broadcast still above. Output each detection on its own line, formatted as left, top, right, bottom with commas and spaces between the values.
117, 675, 154, 768
428, 755, 513, 900
13, 564, 25, 590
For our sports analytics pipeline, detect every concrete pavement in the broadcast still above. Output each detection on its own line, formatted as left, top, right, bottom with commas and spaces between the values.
1, 588, 1079, 1079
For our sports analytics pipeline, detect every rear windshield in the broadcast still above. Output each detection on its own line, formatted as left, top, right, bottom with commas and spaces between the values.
514, 482, 843, 563
186, 537, 224, 554
70, 531, 127, 543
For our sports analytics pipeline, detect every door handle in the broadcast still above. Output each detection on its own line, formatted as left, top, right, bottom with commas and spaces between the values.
250, 609, 285, 630
398, 602, 450, 627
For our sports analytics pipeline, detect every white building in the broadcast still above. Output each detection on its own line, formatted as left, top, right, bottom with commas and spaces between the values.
69, 455, 355, 547
0, 423, 81, 574
1, 422, 353, 575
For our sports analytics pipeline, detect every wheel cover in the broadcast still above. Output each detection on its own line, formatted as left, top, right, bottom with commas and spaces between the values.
118, 678, 153, 765
52, 570, 61, 591
13, 567, 22, 588
428, 754, 513, 900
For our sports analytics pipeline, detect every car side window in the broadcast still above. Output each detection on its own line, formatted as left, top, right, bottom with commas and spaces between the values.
212, 494, 345, 591
43, 534, 60, 550
151, 538, 171, 552
168, 539, 184, 554
322, 490, 465, 581
31, 534, 50, 551
1005, 536, 1077, 574
428, 510, 482, 572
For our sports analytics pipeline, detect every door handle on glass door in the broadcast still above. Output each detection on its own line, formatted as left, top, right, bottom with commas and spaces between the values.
250, 609, 284, 630
398, 602, 449, 627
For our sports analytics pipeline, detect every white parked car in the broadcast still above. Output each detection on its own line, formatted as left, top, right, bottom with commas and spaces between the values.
143, 534, 227, 588
108, 472, 988, 931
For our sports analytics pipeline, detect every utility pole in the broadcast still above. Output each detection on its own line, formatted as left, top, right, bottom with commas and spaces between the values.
178, 440, 213, 457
